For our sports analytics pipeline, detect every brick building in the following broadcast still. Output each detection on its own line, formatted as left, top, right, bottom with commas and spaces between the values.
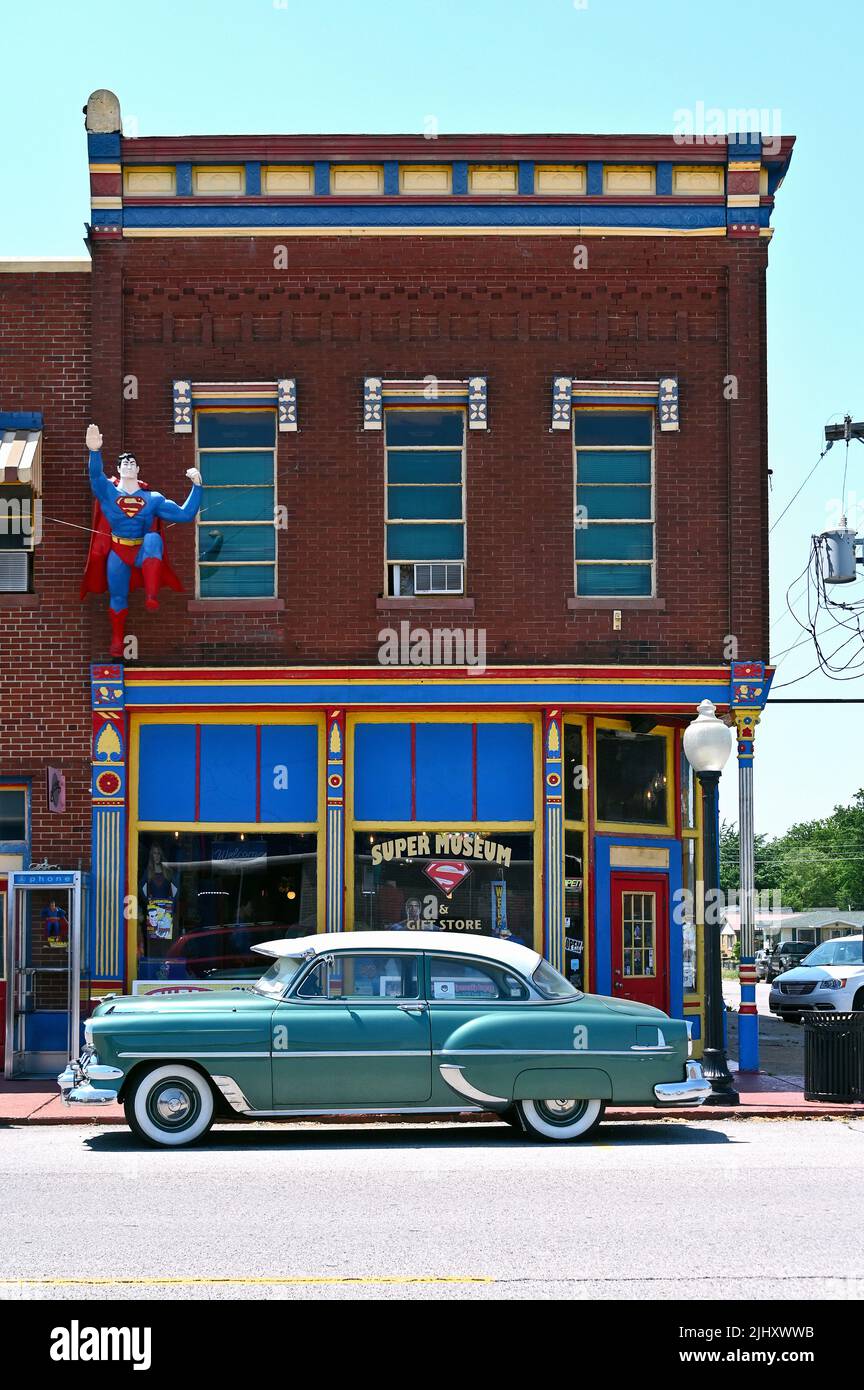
0, 89, 792, 1074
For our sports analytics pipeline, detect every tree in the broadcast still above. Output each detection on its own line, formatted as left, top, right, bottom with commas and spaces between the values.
722, 791, 864, 911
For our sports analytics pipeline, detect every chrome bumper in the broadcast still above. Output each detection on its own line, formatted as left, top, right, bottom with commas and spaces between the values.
58, 1056, 123, 1106
653, 1061, 711, 1107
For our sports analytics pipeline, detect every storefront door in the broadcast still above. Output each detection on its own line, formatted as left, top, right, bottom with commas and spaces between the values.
610, 872, 669, 1012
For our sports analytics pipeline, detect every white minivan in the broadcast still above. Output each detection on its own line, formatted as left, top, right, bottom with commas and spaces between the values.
769, 934, 864, 1022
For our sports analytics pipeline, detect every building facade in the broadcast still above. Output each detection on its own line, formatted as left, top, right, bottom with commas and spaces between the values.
0, 90, 792, 1073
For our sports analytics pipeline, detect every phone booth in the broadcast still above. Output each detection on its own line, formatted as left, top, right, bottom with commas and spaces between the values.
4, 870, 90, 1079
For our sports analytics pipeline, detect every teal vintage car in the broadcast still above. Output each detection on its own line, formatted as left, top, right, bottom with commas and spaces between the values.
58, 931, 710, 1146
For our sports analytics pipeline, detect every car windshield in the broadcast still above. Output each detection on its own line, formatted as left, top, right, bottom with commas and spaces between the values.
252, 955, 308, 998
801, 939, 864, 967
532, 959, 581, 1000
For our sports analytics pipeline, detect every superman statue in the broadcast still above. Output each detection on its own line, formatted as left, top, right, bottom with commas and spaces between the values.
80, 423, 201, 657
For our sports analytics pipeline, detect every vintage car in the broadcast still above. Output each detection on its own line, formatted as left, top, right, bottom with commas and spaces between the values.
58, 931, 710, 1146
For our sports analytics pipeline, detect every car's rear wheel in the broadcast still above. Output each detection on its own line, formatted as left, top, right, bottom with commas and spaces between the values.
515, 1097, 605, 1142
126, 1064, 215, 1148
853, 988, 864, 1012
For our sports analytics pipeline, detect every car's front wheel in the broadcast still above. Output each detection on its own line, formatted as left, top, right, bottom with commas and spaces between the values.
515, 1097, 605, 1142
126, 1064, 215, 1148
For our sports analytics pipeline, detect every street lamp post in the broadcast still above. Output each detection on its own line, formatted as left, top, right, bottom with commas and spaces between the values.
683, 699, 739, 1106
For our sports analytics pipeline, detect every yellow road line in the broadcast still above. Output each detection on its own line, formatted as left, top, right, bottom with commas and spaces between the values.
2, 1276, 493, 1287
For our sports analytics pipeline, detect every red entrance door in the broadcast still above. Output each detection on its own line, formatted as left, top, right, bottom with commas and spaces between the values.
611, 872, 669, 1012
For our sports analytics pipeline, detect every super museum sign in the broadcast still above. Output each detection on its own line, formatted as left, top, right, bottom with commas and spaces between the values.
369, 832, 513, 868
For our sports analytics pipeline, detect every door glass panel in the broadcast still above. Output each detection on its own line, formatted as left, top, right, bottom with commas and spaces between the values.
298, 953, 420, 1000
622, 892, 656, 978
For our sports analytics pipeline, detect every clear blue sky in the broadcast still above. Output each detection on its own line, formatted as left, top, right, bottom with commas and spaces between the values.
2, 0, 862, 839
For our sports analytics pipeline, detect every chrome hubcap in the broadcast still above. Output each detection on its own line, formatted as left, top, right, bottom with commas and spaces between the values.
546, 1098, 578, 1116
534, 1097, 590, 1126
156, 1088, 191, 1121
146, 1080, 201, 1131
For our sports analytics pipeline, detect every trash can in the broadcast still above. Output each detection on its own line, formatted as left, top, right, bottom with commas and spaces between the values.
803, 1012, 864, 1103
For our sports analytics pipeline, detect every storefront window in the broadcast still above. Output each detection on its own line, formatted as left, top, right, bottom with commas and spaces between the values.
136, 831, 318, 980
681, 749, 696, 831
353, 829, 534, 949
596, 728, 667, 825
0, 787, 27, 841
564, 829, 585, 989
564, 723, 584, 822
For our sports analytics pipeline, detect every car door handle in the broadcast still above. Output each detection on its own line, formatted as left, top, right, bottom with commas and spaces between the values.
398, 1003, 428, 1015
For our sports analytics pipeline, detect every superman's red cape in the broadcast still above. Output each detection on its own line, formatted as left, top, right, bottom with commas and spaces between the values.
79, 477, 183, 600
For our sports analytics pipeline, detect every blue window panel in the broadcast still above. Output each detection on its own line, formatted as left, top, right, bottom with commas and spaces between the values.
576, 450, 651, 484
577, 485, 651, 519
574, 412, 652, 447
385, 410, 464, 447
575, 523, 653, 560
197, 411, 276, 448
415, 724, 473, 821
201, 487, 274, 522
354, 724, 412, 820
200, 726, 257, 822
387, 450, 463, 484
138, 725, 196, 821
197, 524, 275, 562
477, 724, 534, 821
387, 485, 462, 520
576, 563, 652, 596
199, 453, 274, 486
387, 523, 464, 560
199, 564, 275, 597
259, 725, 318, 823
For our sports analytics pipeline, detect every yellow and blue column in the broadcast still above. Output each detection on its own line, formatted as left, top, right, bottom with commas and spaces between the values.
542, 709, 565, 971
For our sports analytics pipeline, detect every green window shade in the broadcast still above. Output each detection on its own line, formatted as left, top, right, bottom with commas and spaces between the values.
198, 524, 276, 563
575, 523, 653, 561
386, 410, 464, 447
198, 451, 275, 487
574, 412, 652, 447
197, 411, 276, 448
576, 563, 652, 596
201, 486, 274, 522
388, 485, 462, 520
577, 485, 651, 520
576, 450, 651, 485
199, 564, 276, 597
387, 523, 465, 560
387, 450, 463, 484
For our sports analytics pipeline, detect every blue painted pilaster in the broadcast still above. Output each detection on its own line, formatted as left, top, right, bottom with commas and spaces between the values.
542, 710, 565, 970
90, 664, 128, 990
326, 709, 346, 933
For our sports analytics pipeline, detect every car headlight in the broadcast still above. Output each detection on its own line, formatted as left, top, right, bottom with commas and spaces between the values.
820, 978, 846, 990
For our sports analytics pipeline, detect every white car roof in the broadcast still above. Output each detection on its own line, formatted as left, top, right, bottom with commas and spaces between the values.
252, 929, 542, 975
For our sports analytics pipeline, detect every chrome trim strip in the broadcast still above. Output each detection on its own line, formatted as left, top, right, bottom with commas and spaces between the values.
273, 1050, 429, 1059
438, 1063, 509, 1108
436, 1047, 675, 1057
118, 1051, 271, 1059
227, 1105, 485, 1118
211, 1074, 254, 1114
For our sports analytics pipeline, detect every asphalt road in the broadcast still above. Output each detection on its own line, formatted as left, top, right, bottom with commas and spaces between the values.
1, 1117, 863, 1300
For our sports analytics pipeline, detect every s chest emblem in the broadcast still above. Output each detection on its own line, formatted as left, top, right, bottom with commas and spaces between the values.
117, 494, 146, 519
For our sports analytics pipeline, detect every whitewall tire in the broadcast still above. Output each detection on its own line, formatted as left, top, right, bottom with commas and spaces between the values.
126, 1064, 215, 1148
516, 1097, 605, 1142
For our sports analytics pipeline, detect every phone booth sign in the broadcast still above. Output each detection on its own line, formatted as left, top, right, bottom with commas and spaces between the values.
4, 871, 90, 1079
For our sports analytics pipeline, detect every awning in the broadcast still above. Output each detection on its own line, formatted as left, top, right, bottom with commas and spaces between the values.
0, 430, 42, 491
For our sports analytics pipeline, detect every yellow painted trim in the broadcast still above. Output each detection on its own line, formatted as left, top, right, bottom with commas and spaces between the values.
262, 165, 314, 195
468, 164, 519, 193
727, 194, 761, 208
123, 166, 177, 196
90, 197, 123, 209
127, 710, 327, 987
89, 163, 122, 174
593, 716, 676, 837
330, 165, 385, 195
671, 165, 724, 195
562, 714, 589, 986
192, 165, 245, 195
603, 165, 656, 195
400, 165, 453, 194
727, 160, 761, 172
534, 165, 586, 194
121, 225, 731, 240
345, 711, 543, 954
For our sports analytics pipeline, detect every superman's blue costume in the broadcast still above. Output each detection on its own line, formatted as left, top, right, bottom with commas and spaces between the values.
80, 449, 201, 657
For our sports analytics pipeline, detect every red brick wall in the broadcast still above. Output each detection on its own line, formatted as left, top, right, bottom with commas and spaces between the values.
107, 233, 770, 667
0, 270, 92, 865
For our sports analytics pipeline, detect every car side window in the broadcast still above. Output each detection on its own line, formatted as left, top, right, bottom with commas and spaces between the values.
296, 954, 421, 1001
428, 956, 529, 1002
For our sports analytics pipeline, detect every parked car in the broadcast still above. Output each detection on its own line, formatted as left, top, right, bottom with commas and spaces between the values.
58, 930, 710, 1147
765, 940, 815, 982
755, 948, 772, 982
769, 934, 864, 1022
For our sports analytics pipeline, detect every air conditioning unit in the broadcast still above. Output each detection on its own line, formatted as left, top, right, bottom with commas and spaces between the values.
0, 551, 30, 593
414, 562, 464, 594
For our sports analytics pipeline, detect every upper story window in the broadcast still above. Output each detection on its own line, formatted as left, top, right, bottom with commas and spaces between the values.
0, 429, 42, 594
385, 409, 466, 596
574, 410, 654, 598
0, 787, 27, 842
195, 410, 277, 599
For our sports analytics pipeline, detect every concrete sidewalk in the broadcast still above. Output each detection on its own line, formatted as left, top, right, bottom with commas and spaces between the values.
1, 1072, 861, 1126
